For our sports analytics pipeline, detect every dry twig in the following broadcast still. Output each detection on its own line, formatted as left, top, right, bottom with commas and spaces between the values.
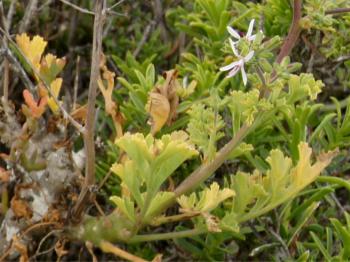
19, 0, 38, 33
71, 0, 105, 222
59, 0, 95, 15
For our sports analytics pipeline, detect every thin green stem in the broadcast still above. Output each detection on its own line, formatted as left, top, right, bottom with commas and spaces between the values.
152, 212, 201, 226
317, 176, 350, 192
174, 123, 250, 197
320, 97, 350, 112
128, 228, 206, 243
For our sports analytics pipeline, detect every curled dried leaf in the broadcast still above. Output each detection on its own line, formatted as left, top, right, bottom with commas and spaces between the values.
146, 92, 170, 135
0, 167, 10, 183
98, 56, 124, 137
11, 198, 32, 219
12, 236, 29, 262
146, 69, 179, 135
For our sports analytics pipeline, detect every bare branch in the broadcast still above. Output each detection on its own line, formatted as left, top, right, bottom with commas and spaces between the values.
276, 0, 303, 63
133, 20, 155, 57
71, 0, 105, 222
325, 7, 350, 15
72, 55, 80, 111
107, 0, 125, 12
4, 48, 35, 92
19, 0, 38, 33
0, 1, 9, 100
59, 0, 95, 15
6, 0, 16, 30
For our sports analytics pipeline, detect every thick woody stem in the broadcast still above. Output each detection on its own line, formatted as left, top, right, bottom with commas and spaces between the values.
276, 0, 303, 64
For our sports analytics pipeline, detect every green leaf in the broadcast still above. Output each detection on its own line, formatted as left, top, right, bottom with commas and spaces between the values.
110, 196, 136, 223
310, 231, 332, 260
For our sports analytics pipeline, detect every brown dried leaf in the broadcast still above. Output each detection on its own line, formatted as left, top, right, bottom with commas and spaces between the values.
86, 241, 98, 262
55, 239, 68, 259
203, 212, 221, 233
71, 104, 87, 124
146, 92, 170, 135
152, 254, 163, 262
11, 198, 33, 219
12, 236, 29, 262
0, 167, 10, 183
146, 69, 179, 135
98, 57, 124, 137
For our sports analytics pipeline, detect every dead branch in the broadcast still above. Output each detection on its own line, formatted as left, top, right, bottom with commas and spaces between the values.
19, 0, 38, 33
71, 0, 105, 222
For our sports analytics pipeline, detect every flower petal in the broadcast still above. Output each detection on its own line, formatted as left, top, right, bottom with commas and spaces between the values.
220, 60, 240, 72
241, 65, 248, 86
244, 51, 255, 62
227, 26, 240, 39
229, 38, 240, 57
247, 34, 256, 42
246, 19, 255, 38
227, 65, 241, 78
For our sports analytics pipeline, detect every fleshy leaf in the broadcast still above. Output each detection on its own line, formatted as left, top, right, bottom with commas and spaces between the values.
39, 54, 66, 83
187, 103, 225, 162
110, 196, 135, 223
22, 89, 47, 118
228, 142, 337, 223
144, 191, 175, 223
111, 132, 198, 215
177, 182, 235, 213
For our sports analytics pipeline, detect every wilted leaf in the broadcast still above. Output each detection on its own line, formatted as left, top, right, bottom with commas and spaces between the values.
0, 167, 10, 183
146, 69, 179, 135
11, 198, 32, 219
290, 142, 337, 190
146, 92, 170, 135
12, 236, 29, 262
70, 104, 87, 123
98, 57, 124, 137
203, 212, 221, 232
229, 142, 337, 223
55, 239, 68, 259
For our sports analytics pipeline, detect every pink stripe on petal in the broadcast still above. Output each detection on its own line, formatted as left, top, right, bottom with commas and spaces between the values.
247, 34, 256, 41
220, 61, 240, 71
227, 65, 241, 78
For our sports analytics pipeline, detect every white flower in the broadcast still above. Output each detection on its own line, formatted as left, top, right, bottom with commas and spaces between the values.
227, 19, 256, 46
220, 46, 254, 86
